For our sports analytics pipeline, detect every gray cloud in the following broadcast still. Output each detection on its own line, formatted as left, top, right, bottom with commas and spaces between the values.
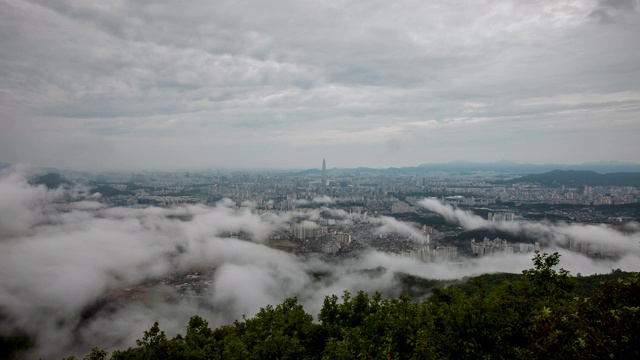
0, 0, 638, 169
373, 216, 428, 242
589, 0, 638, 24
418, 198, 640, 255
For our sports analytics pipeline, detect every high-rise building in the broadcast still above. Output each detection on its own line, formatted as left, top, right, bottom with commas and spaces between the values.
321, 158, 327, 192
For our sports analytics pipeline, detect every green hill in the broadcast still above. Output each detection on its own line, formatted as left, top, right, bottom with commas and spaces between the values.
46, 252, 640, 360
31, 173, 74, 189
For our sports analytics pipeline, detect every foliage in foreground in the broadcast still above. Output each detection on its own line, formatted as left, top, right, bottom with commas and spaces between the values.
71, 252, 640, 359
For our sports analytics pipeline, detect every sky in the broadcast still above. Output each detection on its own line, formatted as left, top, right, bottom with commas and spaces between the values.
1, 0, 640, 170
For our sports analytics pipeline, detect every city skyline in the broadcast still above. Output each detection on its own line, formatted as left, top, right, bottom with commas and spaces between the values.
1, 0, 640, 171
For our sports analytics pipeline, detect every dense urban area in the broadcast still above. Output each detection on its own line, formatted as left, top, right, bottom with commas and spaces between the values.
41, 161, 640, 274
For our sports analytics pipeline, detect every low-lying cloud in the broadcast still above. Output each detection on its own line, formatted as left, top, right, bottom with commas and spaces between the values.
1, 168, 639, 358
418, 198, 640, 255
373, 216, 428, 242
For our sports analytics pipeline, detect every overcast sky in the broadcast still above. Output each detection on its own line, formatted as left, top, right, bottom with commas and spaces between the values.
1, 0, 639, 170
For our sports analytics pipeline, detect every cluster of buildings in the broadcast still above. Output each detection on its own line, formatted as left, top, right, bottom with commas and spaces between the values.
290, 221, 353, 255
487, 211, 515, 222
400, 245, 458, 262
59, 158, 639, 262
459, 184, 640, 206
565, 237, 617, 258
470, 238, 541, 257
91, 163, 640, 213
322, 232, 352, 254
391, 201, 416, 213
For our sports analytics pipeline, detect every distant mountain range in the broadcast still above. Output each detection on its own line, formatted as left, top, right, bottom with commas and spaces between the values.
416, 161, 640, 174
298, 161, 640, 175
505, 170, 640, 187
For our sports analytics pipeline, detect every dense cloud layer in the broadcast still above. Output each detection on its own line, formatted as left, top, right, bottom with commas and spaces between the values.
1, 0, 639, 169
1, 168, 640, 358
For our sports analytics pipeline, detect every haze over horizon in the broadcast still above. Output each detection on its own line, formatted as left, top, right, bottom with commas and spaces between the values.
1, 0, 640, 170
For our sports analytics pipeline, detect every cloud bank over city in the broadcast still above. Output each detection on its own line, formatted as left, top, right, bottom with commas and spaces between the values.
418, 198, 640, 255
1, 166, 640, 357
1, 0, 639, 170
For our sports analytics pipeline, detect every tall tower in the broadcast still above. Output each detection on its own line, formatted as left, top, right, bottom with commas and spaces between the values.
321, 158, 327, 192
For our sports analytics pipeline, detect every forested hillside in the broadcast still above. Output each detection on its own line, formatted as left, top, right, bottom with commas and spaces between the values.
54, 252, 640, 359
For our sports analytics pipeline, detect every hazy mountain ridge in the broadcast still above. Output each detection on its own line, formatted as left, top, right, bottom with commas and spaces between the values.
417, 161, 640, 174
506, 170, 640, 187
306, 161, 640, 175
